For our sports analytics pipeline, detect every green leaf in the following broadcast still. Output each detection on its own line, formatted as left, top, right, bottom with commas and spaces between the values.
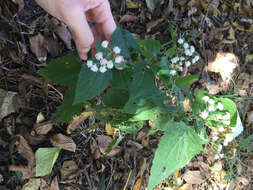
114, 120, 143, 133
35, 147, 60, 177
111, 27, 140, 58
148, 122, 204, 190
57, 89, 83, 123
102, 88, 129, 108
232, 111, 243, 138
74, 63, 112, 105
219, 98, 237, 127
137, 39, 162, 60
38, 51, 82, 87
111, 70, 131, 89
127, 69, 159, 103
175, 74, 200, 88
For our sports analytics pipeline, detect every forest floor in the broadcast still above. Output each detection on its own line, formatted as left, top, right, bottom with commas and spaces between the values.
0, 0, 252, 189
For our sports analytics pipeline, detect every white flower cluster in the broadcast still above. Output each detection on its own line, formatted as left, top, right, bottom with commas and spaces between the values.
85, 40, 123, 73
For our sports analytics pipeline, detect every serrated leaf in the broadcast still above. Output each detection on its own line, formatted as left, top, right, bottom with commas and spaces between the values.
57, 88, 83, 123
148, 122, 204, 190
38, 51, 82, 87
35, 147, 60, 177
111, 27, 140, 58
111, 70, 131, 89
175, 74, 200, 88
137, 39, 162, 60
74, 63, 112, 105
102, 88, 129, 108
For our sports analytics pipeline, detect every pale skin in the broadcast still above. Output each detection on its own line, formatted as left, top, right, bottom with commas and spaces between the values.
35, 0, 116, 60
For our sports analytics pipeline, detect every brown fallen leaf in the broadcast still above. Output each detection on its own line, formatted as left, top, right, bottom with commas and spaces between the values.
133, 177, 142, 190
13, 0, 25, 11
22, 178, 41, 190
8, 135, 36, 180
51, 18, 72, 50
240, 0, 253, 17
32, 121, 53, 135
207, 52, 238, 89
105, 123, 117, 136
40, 176, 59, 190
183, 170, 204, 185
60, 160, 79, 181
67, 111, 95, 134
45, 37, 62, 57
96, 135, 121, 157
50, 133, 76, 152
119, 15, 139, 23
29, 33, 47, 61
146, 18, 164, 33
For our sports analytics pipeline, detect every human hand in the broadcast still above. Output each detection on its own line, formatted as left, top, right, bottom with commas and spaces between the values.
35, 0, 116, 60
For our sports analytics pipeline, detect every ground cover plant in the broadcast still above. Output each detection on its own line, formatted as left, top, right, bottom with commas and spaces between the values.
38, 26, 243, 190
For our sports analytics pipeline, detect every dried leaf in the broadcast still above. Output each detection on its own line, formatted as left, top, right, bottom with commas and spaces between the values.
8, 135, 36, 180
50, 133, 76, 152
32, 121, 53, 135
105, 123, 117, 136
0, 89, 18, 120
51, 18, 72, 50
60, 160, 78, 180
40, 176, 59, 190
45, 37, 62, 57
96, 135, 121, 156
119, 15, 139, 23
22, 178, 41, 190
183, 170, 204, 184
232, 22, 253, 32
133, 177, 142, 190
207, 52, 238, 88
178, 184, 192, 190
236, 176, 249, 186
36, 112, 45, 123
146, 18, 164, 33
240, 0, 253, 17
67, 111, 95, 134
29, 33, 47, 60
126, 0, 141, 8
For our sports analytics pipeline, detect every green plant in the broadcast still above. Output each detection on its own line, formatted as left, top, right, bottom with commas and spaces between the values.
38, 26, 243, 189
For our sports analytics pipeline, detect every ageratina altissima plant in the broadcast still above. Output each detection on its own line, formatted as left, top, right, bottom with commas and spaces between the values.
85, 40, 123, 73
168, 38, 200, 76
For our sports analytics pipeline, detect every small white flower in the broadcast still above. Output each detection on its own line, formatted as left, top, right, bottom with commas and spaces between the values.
95, 52, 103, 60
178, 38, 184, 44
219, 153, 224, 159
190, 45, 195, 54
99, 66, 107, 73
170, 70, 177, 76
214, 154, 219, 160
217, 144, 223, 153
224, 120, 230, 126
171, 57, 179, 64
185, 49, 191, 56
87, 60, 93, 68
200, 110, 209, 119
179, 66, 183, 71
202, 96, 209, 102
115, 56, 122, 63
192, 55, 199, 63
106, 60, 114, 69
183, 42, 189, 49
185, 61, 191, 67
218, 126, 225, 132
212, 135, 219, 141
113, 46, 121, 54
179, 61, 183, 66
225, 134, 233, 144
100, 58, 107, 65
223, 112, 230, 120
90, 64, 98, 72
208, 105, 215, 112
180, 57, 185, 61
217, 102, 224, 111
209, 99, 215, 105
101, 40, 109, 48
217, 114, 223, 120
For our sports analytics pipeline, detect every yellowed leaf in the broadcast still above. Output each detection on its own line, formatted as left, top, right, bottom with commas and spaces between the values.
126, 0, 141, 8
133, 177, 142, 190
146, 18, 164, 33
67, 111, 95, 134
174, 170, 179, 179
105, 123, 117, 136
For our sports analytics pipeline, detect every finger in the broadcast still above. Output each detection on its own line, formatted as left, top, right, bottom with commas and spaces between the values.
86, 0, 116, 41
63, 8, 94, 60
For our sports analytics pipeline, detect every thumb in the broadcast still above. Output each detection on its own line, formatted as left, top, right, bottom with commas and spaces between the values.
64, 10, 94, 60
